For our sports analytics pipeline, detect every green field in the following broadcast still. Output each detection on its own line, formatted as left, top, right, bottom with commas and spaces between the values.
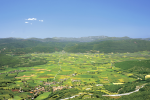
0, 51, 150, 99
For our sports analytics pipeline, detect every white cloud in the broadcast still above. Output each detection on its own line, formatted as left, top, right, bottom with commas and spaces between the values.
31, 23, 32, 25
25, 18, 37, 20
39, 20, 43, 22
25, 22, 29, 23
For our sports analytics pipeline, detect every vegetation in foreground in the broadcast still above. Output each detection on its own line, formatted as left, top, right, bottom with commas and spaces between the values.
0, 51, 150, 100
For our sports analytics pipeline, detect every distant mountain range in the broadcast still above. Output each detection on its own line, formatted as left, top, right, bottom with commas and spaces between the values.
2, 36, 150, 42
22, 36, 131, 42
0, 36, 150, 54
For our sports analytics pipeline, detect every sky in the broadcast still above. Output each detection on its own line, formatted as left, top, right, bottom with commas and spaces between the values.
0, 0, 150, 39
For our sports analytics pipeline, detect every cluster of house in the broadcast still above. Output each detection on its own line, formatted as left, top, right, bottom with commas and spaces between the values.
17, 82, 74, 99
52, 86, 66, 92
19, 85, 47, 99
44, 81, 56, 86
53, 85, 73, 92
32, 86, 45, 96
30, 85, 47, 99
19, 85, 46, 94
17, 72, 80, 99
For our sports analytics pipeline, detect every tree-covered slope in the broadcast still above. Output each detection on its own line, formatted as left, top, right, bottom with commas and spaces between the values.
64, 39, 150, 53
0, 38, 41, 49
0, 53, 48, 69
0, 38, 77, 54
1, 38, 150, 54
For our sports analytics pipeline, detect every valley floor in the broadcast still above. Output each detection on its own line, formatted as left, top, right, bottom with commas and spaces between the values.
0, 51, 150, 99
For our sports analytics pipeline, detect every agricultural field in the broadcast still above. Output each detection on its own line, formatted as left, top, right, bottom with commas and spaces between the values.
0, 51, 150, 99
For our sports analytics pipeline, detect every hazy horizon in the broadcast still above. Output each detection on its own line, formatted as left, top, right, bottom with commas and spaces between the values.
2, 35, 150, 39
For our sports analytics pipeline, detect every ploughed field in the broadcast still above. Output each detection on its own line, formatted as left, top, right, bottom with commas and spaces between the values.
0, 51, 150, 100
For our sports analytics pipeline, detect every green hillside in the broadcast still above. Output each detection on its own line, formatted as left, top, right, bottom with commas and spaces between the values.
1, 38, 150, 55
64, 39, 150, 53
0, 38, 77, 55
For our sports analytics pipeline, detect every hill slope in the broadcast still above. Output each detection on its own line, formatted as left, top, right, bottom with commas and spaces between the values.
64, 39, 150, 53
0, 38, 150, 54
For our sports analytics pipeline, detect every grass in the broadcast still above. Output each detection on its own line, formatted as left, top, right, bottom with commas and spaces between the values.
35, 92, 52, 100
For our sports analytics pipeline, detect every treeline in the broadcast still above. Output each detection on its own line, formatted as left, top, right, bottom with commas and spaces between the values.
64, 39, 150, 53
114, 60, 150, 75
0, 54, 47, 69
114, 60, 150, 70
0, 54, 20, 69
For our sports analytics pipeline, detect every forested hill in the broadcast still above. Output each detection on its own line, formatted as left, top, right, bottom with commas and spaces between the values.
0, 38, 77, 55
64, 39, 150, 53
0, 38, 150, 54
0, 38, 41, 49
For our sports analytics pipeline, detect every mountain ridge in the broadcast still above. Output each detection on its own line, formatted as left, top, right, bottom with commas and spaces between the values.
1, 36, 150, 42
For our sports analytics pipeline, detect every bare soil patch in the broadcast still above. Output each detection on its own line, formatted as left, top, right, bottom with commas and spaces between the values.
11, 89, 19, 92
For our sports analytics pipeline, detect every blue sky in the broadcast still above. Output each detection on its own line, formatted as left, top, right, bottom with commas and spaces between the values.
0, 0, 150, 39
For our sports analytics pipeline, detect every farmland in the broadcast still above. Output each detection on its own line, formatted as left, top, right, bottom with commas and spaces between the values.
0, 51, 150, 99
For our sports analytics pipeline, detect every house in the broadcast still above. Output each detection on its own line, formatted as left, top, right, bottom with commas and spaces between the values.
52, 86, 66, 92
